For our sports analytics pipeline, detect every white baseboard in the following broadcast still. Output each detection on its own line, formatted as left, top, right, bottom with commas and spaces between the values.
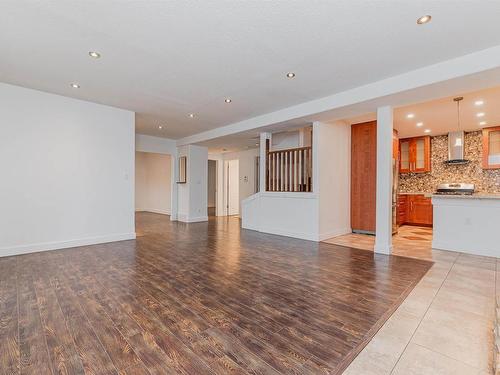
432, 240, 496, 258
318, 228, 352, 241
177, 214, 208, 223
136, 208, 171, 215
242, 224, 319, 242
0, 232, 137, 258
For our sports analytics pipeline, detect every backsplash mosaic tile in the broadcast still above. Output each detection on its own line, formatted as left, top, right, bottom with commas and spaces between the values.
399, 131, 500, 193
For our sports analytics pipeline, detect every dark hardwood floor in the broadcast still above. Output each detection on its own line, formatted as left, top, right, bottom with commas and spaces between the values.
0, 212, 431, 375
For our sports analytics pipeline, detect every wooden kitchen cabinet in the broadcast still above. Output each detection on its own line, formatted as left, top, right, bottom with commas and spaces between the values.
351, 121, 377, 233
398, 194, 433, 226
399, 136, 431, 173
482, 125, 500, 169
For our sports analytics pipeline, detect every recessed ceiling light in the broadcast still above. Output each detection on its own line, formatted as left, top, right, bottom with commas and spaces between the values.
224, 98, 232, 103
407, 113, 415, 119
188, 113, 195, 118
286, 72, 296, 78
416, 15, 432, 25
255, 143, 259, 146
477, 112, 485, 117
479, 121, 487, 126
158, 125, 163, 129
88, 51, 101, 59
416, 122, 423, 127
475, 100, 484, 106
424, 129, 431, 133
70, 83, 80, 89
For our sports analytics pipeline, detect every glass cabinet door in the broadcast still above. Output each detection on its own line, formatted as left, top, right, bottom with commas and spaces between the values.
488, 130, 500, 165
415, 138, 425, 170
400, 140, 410, 172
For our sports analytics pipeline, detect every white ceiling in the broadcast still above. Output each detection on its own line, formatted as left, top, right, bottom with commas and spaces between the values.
2, 1, 500, 140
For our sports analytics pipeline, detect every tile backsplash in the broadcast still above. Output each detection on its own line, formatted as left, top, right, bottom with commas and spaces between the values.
399, 131, 500, 193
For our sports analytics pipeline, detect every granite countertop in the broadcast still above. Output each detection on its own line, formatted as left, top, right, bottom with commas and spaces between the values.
430, 193, 500, 200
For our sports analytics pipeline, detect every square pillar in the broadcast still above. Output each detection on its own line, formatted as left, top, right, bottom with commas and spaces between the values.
259, 132, 271, 192
374, 106, 394, 254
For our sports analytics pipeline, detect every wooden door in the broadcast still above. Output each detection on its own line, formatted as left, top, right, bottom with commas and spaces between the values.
351, 121, 377, 233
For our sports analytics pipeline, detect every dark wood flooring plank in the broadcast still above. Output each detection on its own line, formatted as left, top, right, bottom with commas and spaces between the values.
17, 256, 53, 375
30, 255, 86, 375
0, 257, 20, 375
0, 212, 432, 375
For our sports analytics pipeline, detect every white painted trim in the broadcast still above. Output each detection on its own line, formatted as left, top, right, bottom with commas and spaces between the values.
0, 233, 137, 258
318, 228, 352, 242
431, 241, 495, 258
244, 226, 319, 242
135, 209, 171, 215
177, 214, 208, 223
177, 45, 500, 146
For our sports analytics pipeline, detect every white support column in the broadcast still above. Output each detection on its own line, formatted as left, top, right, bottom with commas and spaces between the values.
374, 106, 394, 254
259, 132, 271, 192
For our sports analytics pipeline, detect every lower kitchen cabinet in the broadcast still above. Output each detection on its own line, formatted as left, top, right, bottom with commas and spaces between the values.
397, 194, 433, 226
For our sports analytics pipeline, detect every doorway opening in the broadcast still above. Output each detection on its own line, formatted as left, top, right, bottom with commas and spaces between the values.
223, 159, 239, 216
207, 160, 217, 217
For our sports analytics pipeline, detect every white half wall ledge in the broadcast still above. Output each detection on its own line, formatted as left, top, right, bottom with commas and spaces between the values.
177, 45, 500, 146
0, 233, 137, 258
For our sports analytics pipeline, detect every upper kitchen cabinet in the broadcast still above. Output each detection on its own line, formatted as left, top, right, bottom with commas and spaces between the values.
399, 136, 431, 173
482, 126, 500, 169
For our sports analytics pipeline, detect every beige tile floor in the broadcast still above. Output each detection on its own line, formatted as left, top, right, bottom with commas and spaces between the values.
324, 227, 496, 375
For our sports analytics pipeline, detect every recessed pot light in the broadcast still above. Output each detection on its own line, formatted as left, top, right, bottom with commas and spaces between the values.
416, 122, 423, 127
70, 83, 80, 89
424, 129, 431, 133
417, 15, 432, 25
286, 72, 296, 78
407, 113, 415, 119
255, 143, 259, 146
158, 125, 163, 129
88, 51, 101, 59
188, 113, 195, 118
475, 100, 484, 106
479, 121, 487, 126
224, 98, 232, 103
477, 112, 485, 117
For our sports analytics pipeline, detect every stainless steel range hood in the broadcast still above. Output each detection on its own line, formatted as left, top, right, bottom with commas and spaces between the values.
445, 131, 469, 165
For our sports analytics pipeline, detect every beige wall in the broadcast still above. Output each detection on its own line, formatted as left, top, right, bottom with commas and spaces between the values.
135, 152, 172, 215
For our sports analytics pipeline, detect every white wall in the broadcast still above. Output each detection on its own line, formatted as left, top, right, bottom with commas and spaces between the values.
241, 122, 350, 242
314, 121, 351, 240
242, 192, 319, 241
135, 152, 171, 215
177, 145, 208, 222
271, 127, 312, 151
432, 196, 500, 257
0, 83, 135, 257
135, 134, 178, 220
136, 134, 176, 155
210, 148, 259, 215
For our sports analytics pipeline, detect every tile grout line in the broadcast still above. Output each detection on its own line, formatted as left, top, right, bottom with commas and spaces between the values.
388, 253, 460, 374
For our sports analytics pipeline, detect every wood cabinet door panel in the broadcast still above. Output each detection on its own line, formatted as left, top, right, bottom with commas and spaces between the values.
351, 121, 377, 232
407, 195, 433, 225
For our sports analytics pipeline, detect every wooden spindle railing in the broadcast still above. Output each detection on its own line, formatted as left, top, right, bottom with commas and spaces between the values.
266, 146, 312, 192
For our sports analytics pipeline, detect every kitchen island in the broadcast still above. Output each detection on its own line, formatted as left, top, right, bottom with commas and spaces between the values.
432, 193, 500, 257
